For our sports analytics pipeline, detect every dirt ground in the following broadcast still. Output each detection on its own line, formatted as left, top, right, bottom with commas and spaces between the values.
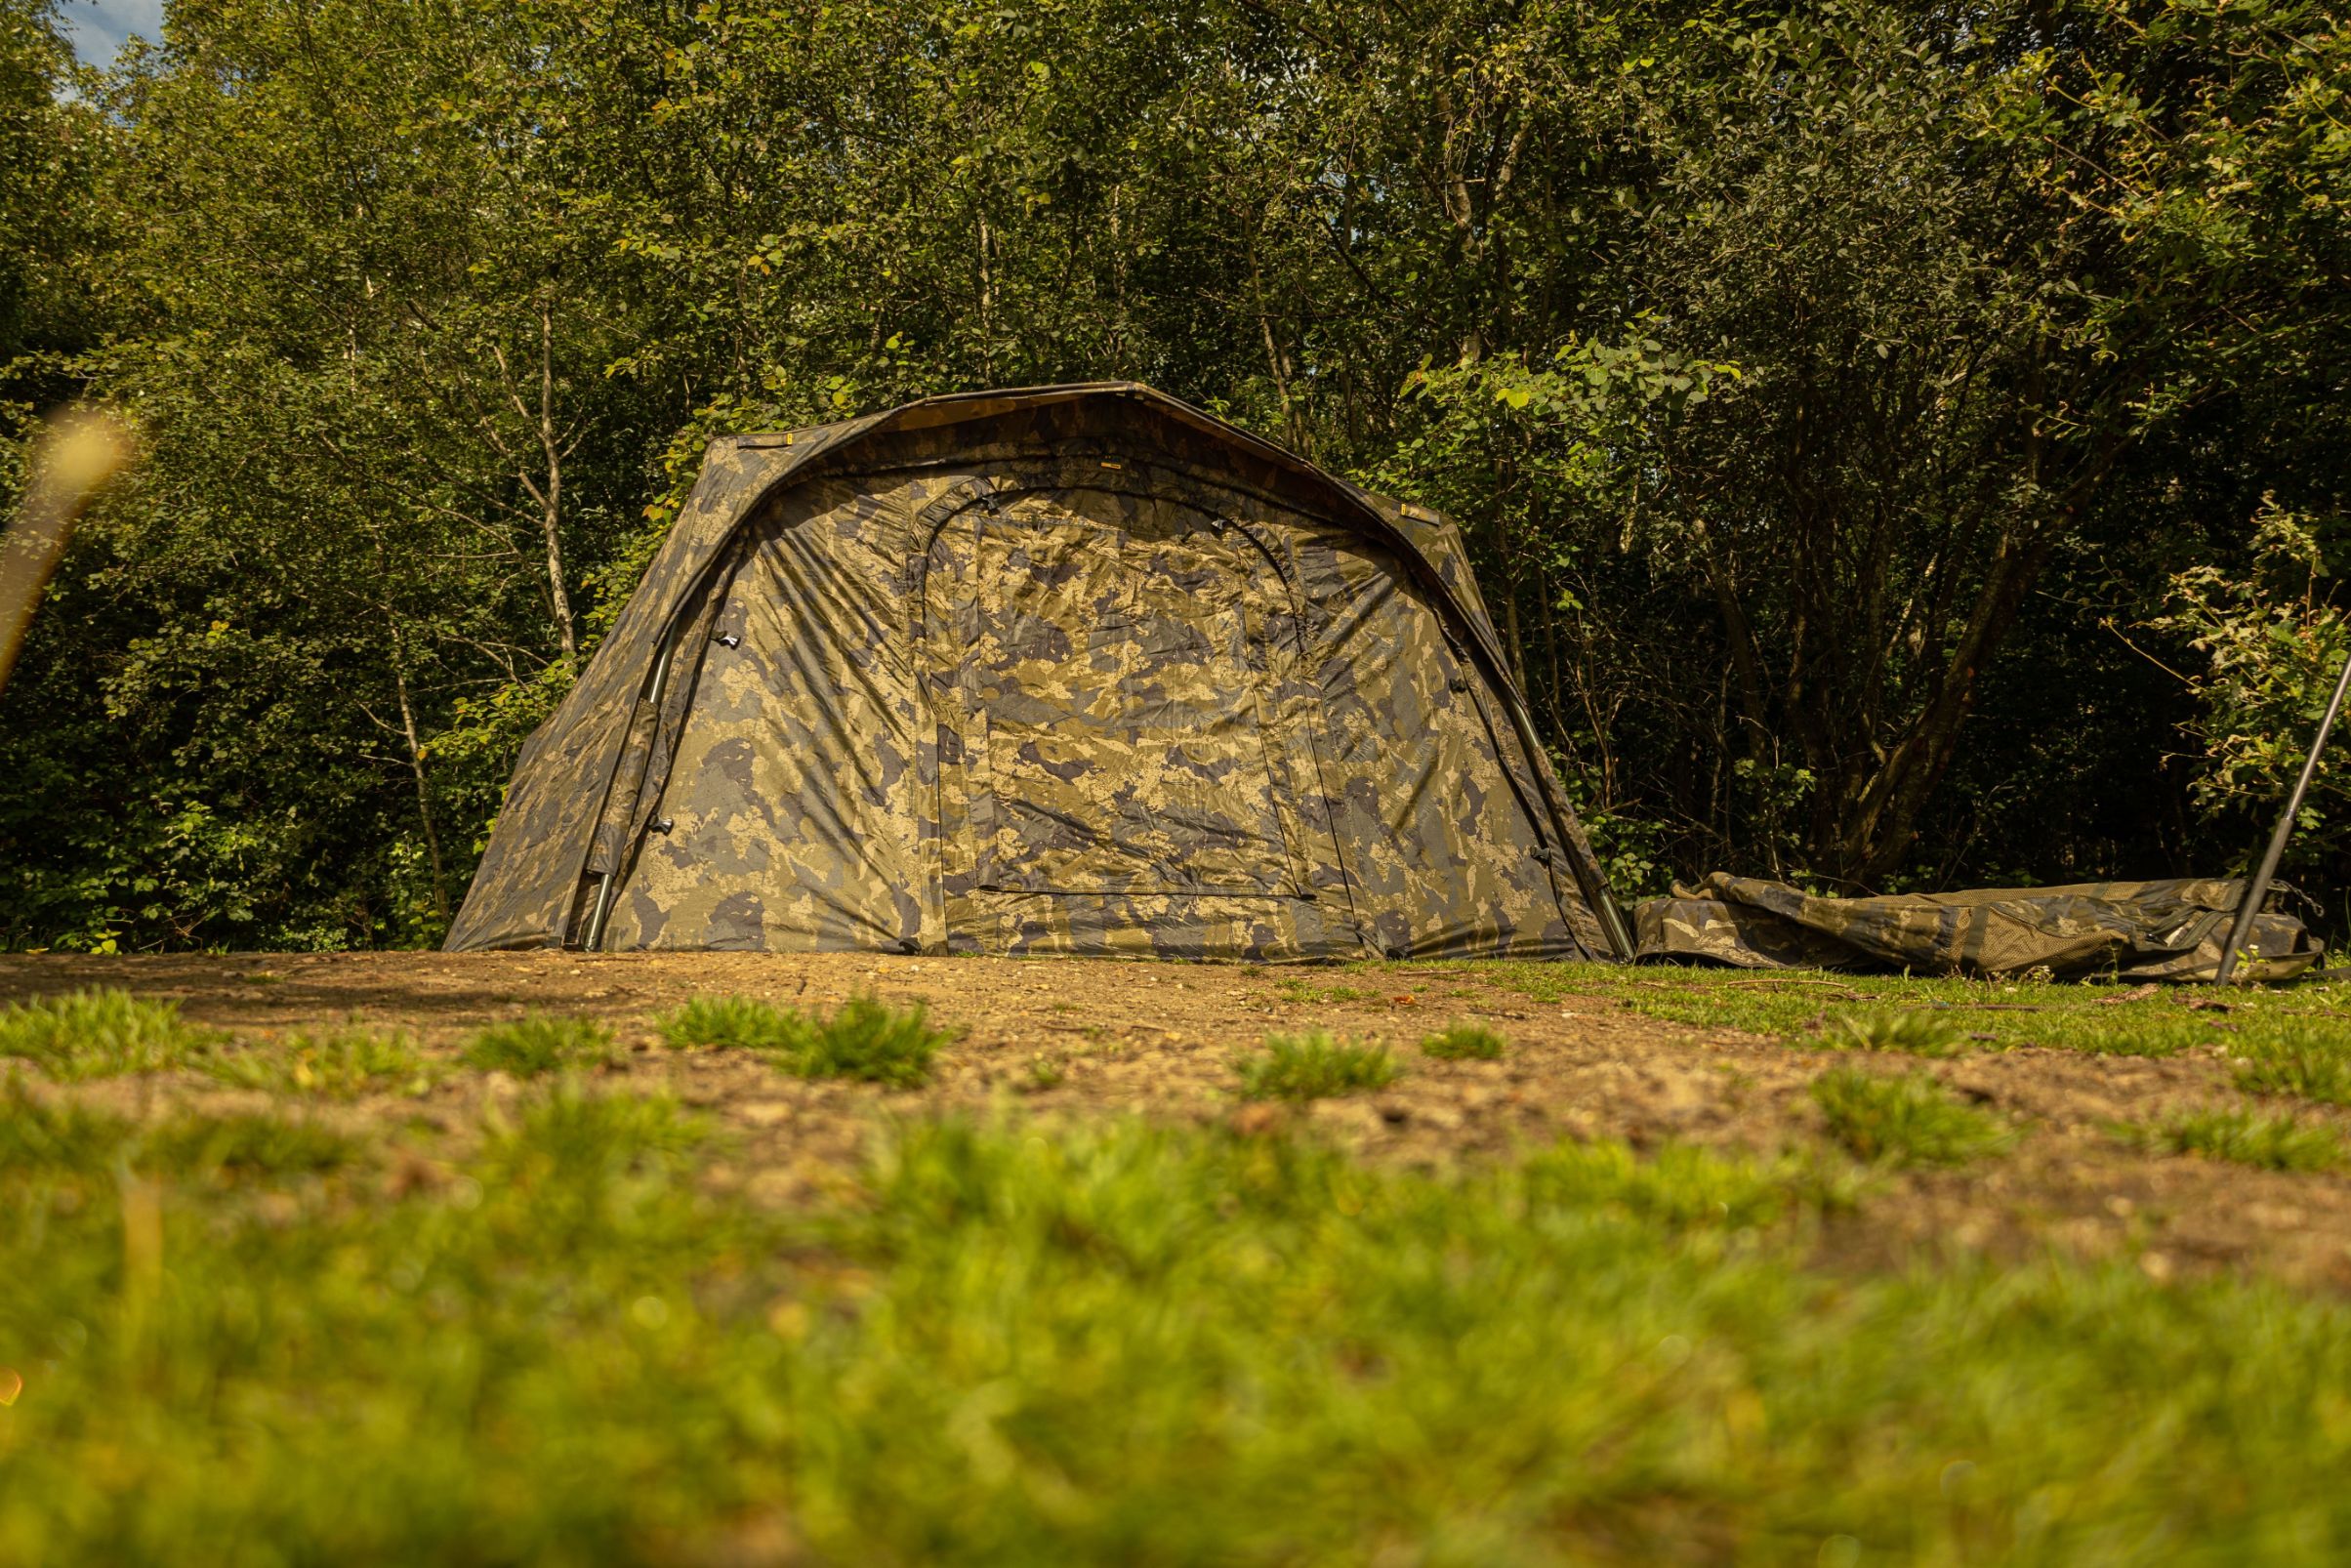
8, 949, 2351, 1292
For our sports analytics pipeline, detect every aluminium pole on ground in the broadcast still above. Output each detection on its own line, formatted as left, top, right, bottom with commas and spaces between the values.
2214, 640, 2351, 985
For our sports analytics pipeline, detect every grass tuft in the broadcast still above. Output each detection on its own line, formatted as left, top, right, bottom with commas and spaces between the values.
656, 994, 807, 1052
207, 1029, 437, 1098
1824, 1010, 1966, 1057
2116, 1106, 2343, 1172
485, 1081, 706, 1179
1811, 1065, 2016, 1168
0, 988, 215, 1081
1419, 1022, 1506, 1061
0, 1075, 132, 1175
2233, 1033, 2351, 1105
1517, 1137, 1857, 1227
141, 1113, 360, 1178
461, 1014, 616, 1077
656, 994, 949, 1086
1235, 1032, 1398, 1100
1275, 978, 1379, 1006
777, 995, 949, 1087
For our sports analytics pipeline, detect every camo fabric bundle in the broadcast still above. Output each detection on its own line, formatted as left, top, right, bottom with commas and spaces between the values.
1634, 873, 2321, 980
447, 384, 1621, 961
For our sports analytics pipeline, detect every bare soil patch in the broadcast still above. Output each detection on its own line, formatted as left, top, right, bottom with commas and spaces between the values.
8, 949, 2350, 1289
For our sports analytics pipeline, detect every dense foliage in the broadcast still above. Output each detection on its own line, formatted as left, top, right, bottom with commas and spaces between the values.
3, 0, 2348, 950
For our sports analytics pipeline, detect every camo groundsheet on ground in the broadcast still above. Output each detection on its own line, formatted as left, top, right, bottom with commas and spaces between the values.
1636, 874, 2322, 980
7, 950, 2351, 1291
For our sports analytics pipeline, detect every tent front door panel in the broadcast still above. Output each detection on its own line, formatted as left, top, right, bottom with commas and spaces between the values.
932, 499, 1302, 896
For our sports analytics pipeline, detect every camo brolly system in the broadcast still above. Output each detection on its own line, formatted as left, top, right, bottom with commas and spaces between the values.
447, 384, 1626, 962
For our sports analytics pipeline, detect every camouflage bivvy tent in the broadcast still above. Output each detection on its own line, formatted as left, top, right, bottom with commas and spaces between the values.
447, 383, 1633, 961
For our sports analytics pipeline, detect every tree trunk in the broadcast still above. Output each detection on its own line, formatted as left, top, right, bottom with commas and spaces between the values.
1821, 433, 2127, 885
531, 307, 577, 662
390, 641, 451, 921
492, 304, 578, 662
1247, 225, 1300, 451
368, 536, 451, 924
977, 211, 994, 384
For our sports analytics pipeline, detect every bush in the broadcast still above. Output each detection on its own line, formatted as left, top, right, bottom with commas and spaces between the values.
1235, 1033, 1398, 1100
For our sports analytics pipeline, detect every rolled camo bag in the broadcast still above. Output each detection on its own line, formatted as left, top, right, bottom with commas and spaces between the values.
1633, 874, 2320, 981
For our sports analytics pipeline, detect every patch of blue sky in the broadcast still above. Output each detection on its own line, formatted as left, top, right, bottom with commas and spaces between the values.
61, 0, 164, 69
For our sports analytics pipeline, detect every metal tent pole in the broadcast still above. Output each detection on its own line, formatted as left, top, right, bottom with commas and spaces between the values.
579, 630, 681, 953
2214, 640, 2351, 985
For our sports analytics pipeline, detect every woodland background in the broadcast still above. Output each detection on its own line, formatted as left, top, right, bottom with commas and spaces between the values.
1, 0, 2346, 952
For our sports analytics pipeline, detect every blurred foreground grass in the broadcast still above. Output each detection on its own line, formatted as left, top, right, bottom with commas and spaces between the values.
4, 1057, 2351, 1564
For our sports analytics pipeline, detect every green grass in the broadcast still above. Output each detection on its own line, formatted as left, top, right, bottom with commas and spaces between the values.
0, 1080, 354, 1179
139, 1112, 361, 1178
460, 1013, 617, 1076
655, 993, 806, 1052
492, 1077, 706, 1174
206, 1028, 438, 1098
1824, 1009, 1966, 1056
784, 995, 948, 1087
0, 1077, 133, 1175
2115, 1106, 2344, 1173
1390, 959, 2351, 1060
1811, 1065, 2018, 1168
2233, 1032, 2351, 1105
1234, 1032, 1398, 1099
1419, 1021, 1506, 1060
656, 993, 947, 1086
0, 988, 217, 1081
5, 1097, 2351, 1560
1274, 978, 1381, 1006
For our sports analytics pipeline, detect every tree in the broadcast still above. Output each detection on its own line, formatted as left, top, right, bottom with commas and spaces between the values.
5, 0, 2348, 948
